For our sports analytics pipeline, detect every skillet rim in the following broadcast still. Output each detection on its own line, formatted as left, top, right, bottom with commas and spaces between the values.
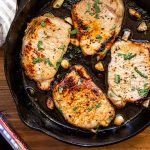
3, 0, 150, 147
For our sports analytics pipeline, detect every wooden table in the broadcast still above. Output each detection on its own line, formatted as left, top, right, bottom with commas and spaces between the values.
0, 48, 149, 150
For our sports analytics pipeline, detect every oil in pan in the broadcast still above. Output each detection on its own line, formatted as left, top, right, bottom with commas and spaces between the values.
23, 0, 150, 133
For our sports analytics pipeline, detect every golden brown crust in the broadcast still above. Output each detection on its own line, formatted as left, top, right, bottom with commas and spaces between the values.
22, 15, 71, 90
53, 65, 115, 129
71, 0, 124, 56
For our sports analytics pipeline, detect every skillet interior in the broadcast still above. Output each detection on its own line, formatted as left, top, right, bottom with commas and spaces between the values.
4, 0, 150, 146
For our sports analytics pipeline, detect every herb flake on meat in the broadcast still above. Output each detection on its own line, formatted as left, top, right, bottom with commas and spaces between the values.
137, 84, 149, 97
41, 21, 46, 27
134, 67, 148, 78
114, 74, 121, 84
70, 29, 79, 35
118, 53, 136, 60
44, 58, 54, 67
32, 58, 43, 64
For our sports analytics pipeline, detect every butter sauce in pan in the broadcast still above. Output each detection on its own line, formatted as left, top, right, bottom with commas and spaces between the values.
23, 0, 150, 132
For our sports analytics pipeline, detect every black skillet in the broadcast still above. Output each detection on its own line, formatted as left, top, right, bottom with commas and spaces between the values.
3, 0, 150, 147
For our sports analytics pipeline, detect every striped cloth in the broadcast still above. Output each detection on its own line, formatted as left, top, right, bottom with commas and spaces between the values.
0, 0, 17, 47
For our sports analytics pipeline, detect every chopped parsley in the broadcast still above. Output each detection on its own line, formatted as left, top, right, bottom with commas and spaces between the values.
32, 29, 36, 33
94, 1, 100, 12
73, 107, 78, 112
41, 21, 46, 27
55, 56, 63, 70
58, 108, 63, 114
44, 58, 54, 67
93, 0, 101, 19
37, 40, 44, 51
102, 48, 109, 55
94, 13, 100, 19
58, 87, 64, 93
96, 35, 102, 42
59, 45, 66, 52
118, 53, 136, 60
114, 74, 121, 84
87, 106, 94, 112
70, 29, 79, 35
109, 92, 113, 98
77, 80, 82, 86
32, 58, 43, 64
95, 124, 100, 132
85, 2, 91, 14
86, 26, 91, 31
137, 84, 149, 97
134, 67, 148, 78
84, 0, 101, 19
95, 103, 101, 108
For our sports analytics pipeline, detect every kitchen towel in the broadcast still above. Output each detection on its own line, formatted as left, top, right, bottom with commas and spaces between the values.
0, 0, 17, 47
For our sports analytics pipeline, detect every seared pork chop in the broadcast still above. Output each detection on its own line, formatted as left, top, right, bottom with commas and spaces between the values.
72, 0, 124, 56
108, 40, 150, 108
53, 65, 115, 129
22, 15, 71, 90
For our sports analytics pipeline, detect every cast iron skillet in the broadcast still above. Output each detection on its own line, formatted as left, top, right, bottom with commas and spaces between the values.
3, 0, 150, 147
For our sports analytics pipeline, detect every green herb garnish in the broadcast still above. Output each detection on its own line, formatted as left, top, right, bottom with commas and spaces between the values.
32, 58, 43, 64
93, 0, 101, 19
134, 67, 148, 78
102, 48, 109, 55
85, 2, 91, 14
58, 108, 63, 114
87, 106, 94, 112
70, 29, 79, 35
95, 124, 100, 132
137, 84, 149, 97
55, 57, 63, 70
37, 40, 44, 51
77, 80, 82, 86
109, 92, 113, 98
59, 45, 66, 52
114, 74, 121, 84
96, 35, 102, 42
86, 26, 91, 31
32, 29, 36, 33
95, 103, 101, 108
44, 58, 54, 67
41, 21, 46, 27
73, 107, 78, 112
118, 53, 136, 60
94, 1, 100, 14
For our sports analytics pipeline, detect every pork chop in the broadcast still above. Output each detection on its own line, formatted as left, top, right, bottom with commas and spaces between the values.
53, 65, 115, 129
22, 15, 71, 90
71, 0, 124, 56
108, 40, 150, 108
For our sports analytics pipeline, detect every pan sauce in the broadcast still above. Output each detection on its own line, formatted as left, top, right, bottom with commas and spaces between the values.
23, 0, 150, 132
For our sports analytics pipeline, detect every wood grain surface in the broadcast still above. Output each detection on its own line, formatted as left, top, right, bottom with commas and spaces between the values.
0, 48, 149, 150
